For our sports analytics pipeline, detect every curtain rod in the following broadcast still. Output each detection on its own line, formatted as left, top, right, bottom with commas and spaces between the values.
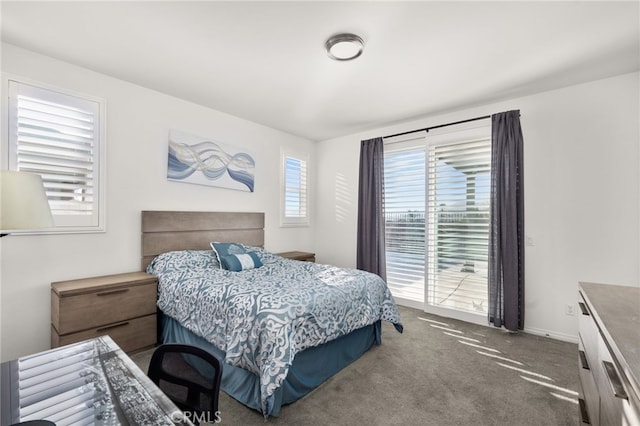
383, 115, 491, 140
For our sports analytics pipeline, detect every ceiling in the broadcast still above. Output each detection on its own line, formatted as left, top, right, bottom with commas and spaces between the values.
2, 1, 639, 142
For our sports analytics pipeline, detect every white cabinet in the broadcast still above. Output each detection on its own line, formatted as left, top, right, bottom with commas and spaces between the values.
578, 282, 640, 425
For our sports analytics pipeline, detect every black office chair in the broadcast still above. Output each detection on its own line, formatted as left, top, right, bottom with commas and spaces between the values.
148, 344, 223, 424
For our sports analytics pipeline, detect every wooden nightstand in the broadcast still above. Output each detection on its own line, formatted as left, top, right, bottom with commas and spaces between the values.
51, 271, 157, 354
277, 251, 316, 262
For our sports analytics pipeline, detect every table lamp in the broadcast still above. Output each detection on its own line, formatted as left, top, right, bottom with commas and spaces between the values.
0, 170, 54, 237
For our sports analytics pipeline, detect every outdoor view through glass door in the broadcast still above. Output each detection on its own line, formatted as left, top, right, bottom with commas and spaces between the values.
383, 123, 491, 321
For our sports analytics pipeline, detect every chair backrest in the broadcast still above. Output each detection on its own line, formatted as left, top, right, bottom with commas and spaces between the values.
148, 344, 223, 423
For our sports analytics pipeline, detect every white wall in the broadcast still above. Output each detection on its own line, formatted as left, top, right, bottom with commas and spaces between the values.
0, 44, 316, 360
2, 44, 637, 360
315, 72, 640, 342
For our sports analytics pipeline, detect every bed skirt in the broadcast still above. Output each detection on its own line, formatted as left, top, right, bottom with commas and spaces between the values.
161, 315, 382, 417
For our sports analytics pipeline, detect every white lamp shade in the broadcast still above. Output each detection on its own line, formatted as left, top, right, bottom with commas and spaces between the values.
1, 170, 54, 233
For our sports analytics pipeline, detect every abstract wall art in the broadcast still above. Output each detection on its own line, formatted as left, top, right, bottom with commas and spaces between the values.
167, 130, 255, 192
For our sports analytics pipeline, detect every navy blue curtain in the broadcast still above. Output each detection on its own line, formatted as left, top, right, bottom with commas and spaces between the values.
488, 110, 525, 331
356, 137, 386, 280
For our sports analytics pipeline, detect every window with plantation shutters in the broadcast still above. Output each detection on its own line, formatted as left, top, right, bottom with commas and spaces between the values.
281, 152, 309, 226
7, 79, 105, 232
384, 121, 491, 321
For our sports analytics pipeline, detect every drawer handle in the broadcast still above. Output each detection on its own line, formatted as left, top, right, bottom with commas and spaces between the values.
579, 350, 590, 370
578, 302, 590, 316
578, 398, 590, 424
96, 288, 130, 297
602, 361, 628, 400
96, 321, 130, 333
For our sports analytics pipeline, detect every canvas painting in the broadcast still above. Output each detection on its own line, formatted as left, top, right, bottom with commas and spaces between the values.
167, 130, 255, 192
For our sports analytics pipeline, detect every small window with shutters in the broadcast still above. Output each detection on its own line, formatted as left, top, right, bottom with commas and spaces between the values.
6, 78, 105, 233
281, 150, 309, 226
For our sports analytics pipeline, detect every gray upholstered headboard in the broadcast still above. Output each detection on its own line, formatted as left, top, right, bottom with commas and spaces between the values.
141, 211, 265, 270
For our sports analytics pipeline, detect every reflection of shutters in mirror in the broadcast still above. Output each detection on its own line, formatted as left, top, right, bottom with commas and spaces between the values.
8, 79, 104, 231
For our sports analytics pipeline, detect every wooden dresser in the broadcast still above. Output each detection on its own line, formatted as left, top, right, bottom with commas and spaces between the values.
51, 272, 157, 353
578, 282, 640, 425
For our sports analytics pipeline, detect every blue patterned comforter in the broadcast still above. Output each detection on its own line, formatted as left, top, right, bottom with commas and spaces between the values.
147, 247, 403, 415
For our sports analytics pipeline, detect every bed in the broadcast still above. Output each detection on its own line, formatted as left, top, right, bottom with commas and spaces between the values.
141, 211, 403, 418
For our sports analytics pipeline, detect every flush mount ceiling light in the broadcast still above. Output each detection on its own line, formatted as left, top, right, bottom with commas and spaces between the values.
325, 33, 364, 61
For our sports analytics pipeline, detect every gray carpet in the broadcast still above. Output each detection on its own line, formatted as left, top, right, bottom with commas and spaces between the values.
131, 306, 579, 425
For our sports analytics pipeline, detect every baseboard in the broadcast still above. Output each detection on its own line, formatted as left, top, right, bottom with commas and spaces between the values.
523, 326, 578, 344
393, 297, 424, 311
396, 299, 495, 328
395, 298, 579, 344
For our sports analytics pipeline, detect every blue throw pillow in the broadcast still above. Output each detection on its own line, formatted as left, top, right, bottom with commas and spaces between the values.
210, 242, 247, 264
221, 252, 263, 272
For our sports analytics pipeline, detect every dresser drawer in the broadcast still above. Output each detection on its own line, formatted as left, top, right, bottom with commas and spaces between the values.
578, 297, 600, 370
595, 335, 640, 426
52, 281, 157, 335
597, 336, 624, 426
52, 314, 156, 353
578, 335, 600, 425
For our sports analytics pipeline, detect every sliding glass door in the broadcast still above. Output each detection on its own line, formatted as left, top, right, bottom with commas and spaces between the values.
384, 123, 491, 322
383, 137, 426, 305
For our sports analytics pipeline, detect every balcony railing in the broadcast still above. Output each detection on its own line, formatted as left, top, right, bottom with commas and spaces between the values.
385, 209, 490, 314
